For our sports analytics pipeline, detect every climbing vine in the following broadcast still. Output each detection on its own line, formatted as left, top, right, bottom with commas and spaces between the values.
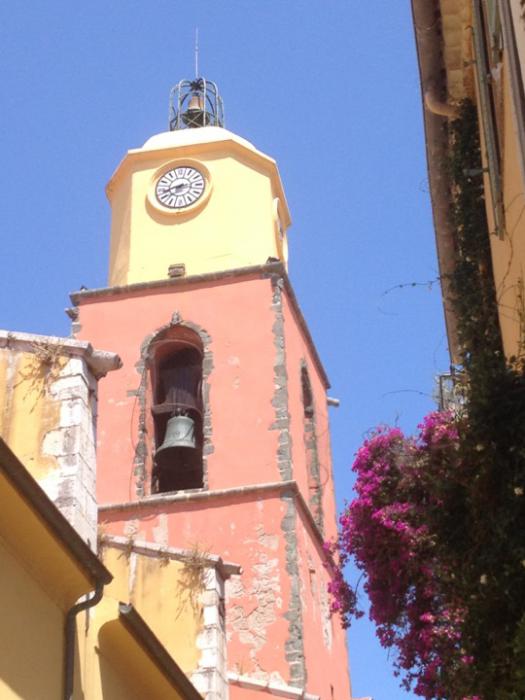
328, 101, 525, 699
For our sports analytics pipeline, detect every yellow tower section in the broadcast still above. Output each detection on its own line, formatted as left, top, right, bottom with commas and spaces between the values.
107, 126, 291, 286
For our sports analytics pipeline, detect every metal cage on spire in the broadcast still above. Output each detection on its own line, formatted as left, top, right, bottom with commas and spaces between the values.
169, 78, 225, 131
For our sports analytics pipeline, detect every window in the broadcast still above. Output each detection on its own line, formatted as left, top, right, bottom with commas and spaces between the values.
301, 365, 314, 418
300, 362, 323, 532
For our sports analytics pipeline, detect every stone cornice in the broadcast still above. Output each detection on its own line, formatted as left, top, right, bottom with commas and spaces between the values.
70, 262, 330, 388
100, 534, 242, 579
98, 478, 330, 560
0, 329, 122, 378
227, 671, 320, 700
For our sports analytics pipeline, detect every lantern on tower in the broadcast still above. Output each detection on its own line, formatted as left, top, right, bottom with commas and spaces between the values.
169, 78, 224, 131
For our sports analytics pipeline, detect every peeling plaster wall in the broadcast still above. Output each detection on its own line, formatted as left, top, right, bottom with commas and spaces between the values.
100, 491, 294, 687
0, 345, 99, 548
295, 506, 352, 698
227, 524, 284, 683
99, 486, 352, 699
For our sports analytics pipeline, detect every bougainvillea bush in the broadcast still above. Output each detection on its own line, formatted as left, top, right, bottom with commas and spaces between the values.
328, 406, 525, 699
327, 411, 476, 698
327, 100, 525, 700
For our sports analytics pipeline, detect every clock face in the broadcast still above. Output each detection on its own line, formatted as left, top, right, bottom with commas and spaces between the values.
155, 166, 205, 209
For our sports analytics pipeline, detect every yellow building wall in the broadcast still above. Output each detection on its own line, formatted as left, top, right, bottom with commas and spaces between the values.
106, 174, 132, 288
77, 597, 189, 700
483, 58, 525, 358
85, 655, 144, 700
0, 349, 62, 479
0, 536, 64, 700
0, 476, 193, 700
100, 546, 202, 674
107, 131, 290, 286
0, 348, 201, 698
0, 341, 100, 546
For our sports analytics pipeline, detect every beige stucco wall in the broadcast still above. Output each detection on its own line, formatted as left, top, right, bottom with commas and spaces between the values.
510, 0, 525, 71
481, 47, 525, 358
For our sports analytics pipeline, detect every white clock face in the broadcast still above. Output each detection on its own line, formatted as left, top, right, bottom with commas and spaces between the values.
155, 166, 205, 209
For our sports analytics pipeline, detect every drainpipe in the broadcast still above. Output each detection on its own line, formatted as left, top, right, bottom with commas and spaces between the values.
424, 86, 459, 119
64, 582, 105, 700
411, 0, 461, 362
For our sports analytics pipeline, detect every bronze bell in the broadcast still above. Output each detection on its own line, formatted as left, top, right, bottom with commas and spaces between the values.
182, 93, 212, 128
157, 414, 196, 454
154, 414, 202, 491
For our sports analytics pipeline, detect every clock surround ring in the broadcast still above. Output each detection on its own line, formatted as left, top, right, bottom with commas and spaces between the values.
147, 159, 212, 216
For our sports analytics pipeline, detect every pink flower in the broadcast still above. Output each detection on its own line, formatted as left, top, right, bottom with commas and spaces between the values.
461, 655, 474, 665
326, 411, 470, 697
419, 613, 435, 624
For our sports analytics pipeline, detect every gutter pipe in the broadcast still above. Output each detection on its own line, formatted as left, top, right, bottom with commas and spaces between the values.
411, 0, 461, 363
64, 581, 105, 700
424, 87, 459, 118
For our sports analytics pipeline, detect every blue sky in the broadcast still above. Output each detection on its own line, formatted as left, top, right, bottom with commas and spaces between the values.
0, 3, 449, 698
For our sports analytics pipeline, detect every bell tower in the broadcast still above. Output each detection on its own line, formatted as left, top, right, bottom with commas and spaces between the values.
107, 78, 290, 287
72, 78, 352, 700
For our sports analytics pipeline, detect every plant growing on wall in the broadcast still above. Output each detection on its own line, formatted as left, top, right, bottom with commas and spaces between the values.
328, 102, 525, 699
13, 341, 68, 410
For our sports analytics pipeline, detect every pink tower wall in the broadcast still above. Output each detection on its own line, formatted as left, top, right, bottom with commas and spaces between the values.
73, 266, 352, 699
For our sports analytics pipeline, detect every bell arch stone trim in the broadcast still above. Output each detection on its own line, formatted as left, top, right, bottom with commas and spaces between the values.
133, 313, 214, 498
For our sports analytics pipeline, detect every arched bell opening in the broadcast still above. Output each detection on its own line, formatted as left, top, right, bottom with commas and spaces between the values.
148, 329, 204, 493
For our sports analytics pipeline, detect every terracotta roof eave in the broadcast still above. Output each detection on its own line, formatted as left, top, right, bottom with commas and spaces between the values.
411, 0, 461, 364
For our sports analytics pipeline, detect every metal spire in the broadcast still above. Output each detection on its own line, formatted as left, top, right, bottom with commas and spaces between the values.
195, 28, 199, 79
